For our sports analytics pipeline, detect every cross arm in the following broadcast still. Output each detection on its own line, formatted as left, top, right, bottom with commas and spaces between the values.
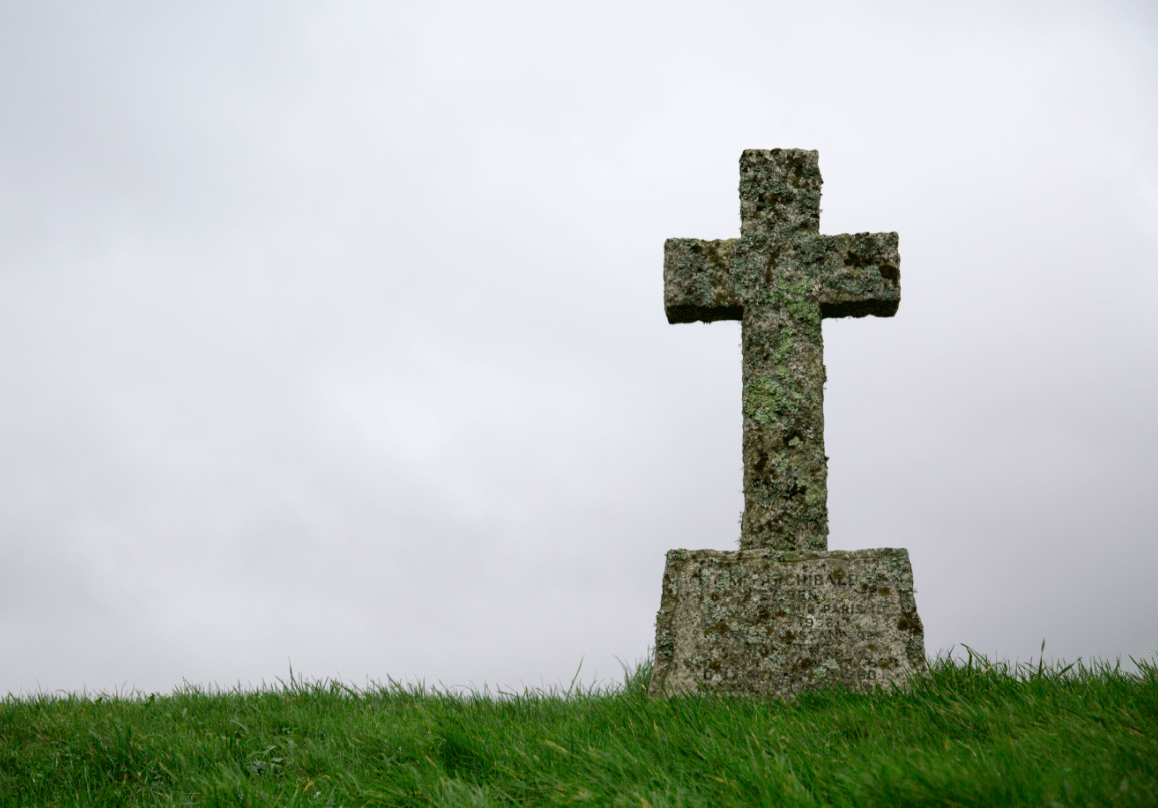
810, 232, 901, 319
663, 238, 743, 324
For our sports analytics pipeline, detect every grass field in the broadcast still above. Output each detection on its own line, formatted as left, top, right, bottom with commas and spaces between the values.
2, 651, 1155, 807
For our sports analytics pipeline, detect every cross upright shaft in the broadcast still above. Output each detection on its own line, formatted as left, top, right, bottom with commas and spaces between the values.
664, 149, 900, 552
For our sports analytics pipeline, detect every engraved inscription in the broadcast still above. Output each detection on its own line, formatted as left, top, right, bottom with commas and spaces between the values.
649, 547, 927, 698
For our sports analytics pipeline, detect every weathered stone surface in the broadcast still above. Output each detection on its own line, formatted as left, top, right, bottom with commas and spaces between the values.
649, 548, 927, 698
650, 149, 925, 698
664, 149, 900, 552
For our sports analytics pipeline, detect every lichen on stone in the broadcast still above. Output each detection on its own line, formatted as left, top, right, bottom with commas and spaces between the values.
663, 149, 900, 552
651, 150, 922, 700
648, 548, 928, 699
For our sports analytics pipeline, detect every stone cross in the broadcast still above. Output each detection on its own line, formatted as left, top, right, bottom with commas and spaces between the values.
649, 149, 925, 699
664, 149, 900, 552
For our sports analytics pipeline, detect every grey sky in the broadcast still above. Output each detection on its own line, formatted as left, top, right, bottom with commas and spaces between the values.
2, 1, 1156, 695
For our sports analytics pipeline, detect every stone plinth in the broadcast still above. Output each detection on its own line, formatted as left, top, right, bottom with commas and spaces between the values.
648, 548, 927, 698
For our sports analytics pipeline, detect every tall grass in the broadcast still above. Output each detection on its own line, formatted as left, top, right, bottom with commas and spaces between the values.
2, 652, 1155, 806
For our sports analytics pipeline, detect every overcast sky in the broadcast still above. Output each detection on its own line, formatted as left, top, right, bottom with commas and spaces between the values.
2, 1, 1156, 697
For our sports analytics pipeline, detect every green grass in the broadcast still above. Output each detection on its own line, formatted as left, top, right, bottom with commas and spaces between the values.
2, 652, 1156, 807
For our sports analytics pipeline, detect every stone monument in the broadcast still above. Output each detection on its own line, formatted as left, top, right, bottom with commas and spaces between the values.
648, 149, 927, 698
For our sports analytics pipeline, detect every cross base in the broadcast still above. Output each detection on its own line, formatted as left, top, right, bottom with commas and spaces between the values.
648, 548, 927, 698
